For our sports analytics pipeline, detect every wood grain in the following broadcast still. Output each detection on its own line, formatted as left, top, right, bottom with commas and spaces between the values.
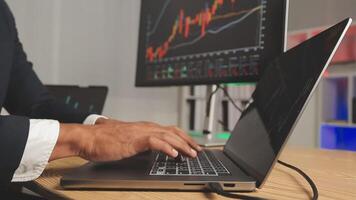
27, 147, 356, 200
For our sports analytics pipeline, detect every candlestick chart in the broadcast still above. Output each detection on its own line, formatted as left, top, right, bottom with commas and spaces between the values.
137, 0, 269, 84
145, 0, 264, 62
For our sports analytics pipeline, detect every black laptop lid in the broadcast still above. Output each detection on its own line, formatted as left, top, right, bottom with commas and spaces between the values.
224, 18, 352, 187
46, 85, 108, 114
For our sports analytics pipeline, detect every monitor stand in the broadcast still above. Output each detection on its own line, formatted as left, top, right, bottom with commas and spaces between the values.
193, 133, 229, 147
192, 85, 230, 147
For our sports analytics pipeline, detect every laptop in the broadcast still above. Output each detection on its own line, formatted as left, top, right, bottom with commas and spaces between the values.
60, 18, 352, 191
46, 85, 108, 114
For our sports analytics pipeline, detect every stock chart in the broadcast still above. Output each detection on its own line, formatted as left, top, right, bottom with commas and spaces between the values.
137, 0, 268, 85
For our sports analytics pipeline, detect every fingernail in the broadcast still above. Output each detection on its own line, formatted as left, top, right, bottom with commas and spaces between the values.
197, 146, 203, 151
191, 149, 197, 157
172, 149, 179, 157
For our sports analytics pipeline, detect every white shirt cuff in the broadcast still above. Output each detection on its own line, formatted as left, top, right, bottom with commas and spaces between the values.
11, 115, 106, 182
83, 114, 108, 125
11, 119, 60, 182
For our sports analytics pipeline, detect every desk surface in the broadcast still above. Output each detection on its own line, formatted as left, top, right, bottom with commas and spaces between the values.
27, 147, 356, 200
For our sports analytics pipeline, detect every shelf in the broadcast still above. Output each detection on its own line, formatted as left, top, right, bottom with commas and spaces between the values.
320, 124, 356, 151
319, 64, 356, 151
321, 77, 349, 123
321, 122, 356, 128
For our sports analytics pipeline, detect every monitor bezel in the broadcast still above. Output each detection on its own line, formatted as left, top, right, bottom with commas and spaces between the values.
135, 0, 289, 87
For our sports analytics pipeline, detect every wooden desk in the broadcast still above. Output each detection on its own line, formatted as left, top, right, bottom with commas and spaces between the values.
26, 147, 356, 200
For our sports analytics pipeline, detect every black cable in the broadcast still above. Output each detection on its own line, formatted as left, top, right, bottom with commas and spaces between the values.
278, 160, 319, 200
208, 182, 268, 200
218, 87, 319, 200
205, 85, 243, 132
218, 119, 231, 132
218, 85, 244, 113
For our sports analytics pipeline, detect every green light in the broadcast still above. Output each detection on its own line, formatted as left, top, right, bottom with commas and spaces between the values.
215, 132, 231, 140
189, 131, 231, 140
224, 83, 256, 87
189, 131, 204, 138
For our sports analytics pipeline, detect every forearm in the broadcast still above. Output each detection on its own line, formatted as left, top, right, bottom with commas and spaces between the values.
49, 115, 106, 162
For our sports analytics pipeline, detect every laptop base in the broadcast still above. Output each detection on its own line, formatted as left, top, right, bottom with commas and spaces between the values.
61, 150, 256, 192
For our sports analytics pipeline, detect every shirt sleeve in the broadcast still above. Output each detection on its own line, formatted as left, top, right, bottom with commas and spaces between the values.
11, 119, 60, 182
83, 114, 108, 125
11, 114, 107, 182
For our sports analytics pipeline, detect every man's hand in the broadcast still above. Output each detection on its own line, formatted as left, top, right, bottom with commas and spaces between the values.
49, 119, 202, 162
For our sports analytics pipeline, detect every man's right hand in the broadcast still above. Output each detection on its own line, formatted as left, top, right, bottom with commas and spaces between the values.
49, 119, 202, 162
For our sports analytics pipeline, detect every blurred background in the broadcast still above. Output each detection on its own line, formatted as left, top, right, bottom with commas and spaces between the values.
6, 0, 356, 149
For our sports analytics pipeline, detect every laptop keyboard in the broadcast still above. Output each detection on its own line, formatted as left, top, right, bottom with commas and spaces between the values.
149, 150, 230, 176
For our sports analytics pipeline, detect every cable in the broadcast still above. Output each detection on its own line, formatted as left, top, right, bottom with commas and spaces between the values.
208, 182, 268, 200
277, 160, 319, 200
218, 119, 231, 132
218, 87, 319, 200
214, 85, 244, 131
209, 161, 319, 200
217, 85, 244, 112
205, 84, 244, 123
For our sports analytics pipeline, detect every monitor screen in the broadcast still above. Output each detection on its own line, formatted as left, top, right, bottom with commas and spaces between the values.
136, 0, 288, 86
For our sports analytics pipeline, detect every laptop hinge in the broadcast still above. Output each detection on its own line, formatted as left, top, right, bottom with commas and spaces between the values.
222, 150, 259, 184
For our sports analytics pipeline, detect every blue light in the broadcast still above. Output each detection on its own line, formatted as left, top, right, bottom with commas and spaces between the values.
320, 124, 356, 152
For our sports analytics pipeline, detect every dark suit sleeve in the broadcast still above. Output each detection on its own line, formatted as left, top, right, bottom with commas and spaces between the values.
0, 0, 93, 185
0, 116, 29, 185
2, 1, 91, 123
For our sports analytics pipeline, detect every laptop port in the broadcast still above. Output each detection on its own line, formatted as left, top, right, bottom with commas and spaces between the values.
223, 183, 236, 188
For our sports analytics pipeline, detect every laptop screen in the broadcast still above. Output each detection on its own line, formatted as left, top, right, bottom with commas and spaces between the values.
224, 19, 351, 187
46, 85, 108, 115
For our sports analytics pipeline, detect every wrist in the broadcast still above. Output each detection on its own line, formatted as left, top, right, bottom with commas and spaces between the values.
49, 124, 92, 161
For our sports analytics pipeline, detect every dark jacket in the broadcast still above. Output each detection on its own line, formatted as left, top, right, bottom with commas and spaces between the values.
0, 0, 90, 185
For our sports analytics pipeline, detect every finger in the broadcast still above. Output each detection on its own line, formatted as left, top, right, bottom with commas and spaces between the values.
145, 127, 201, 157
147, 136, 179, 158
159, 132, 197, 158
168, 126, 202, 151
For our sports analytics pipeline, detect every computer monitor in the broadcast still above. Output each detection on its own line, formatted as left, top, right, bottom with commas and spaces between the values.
136, 0, 288, 87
